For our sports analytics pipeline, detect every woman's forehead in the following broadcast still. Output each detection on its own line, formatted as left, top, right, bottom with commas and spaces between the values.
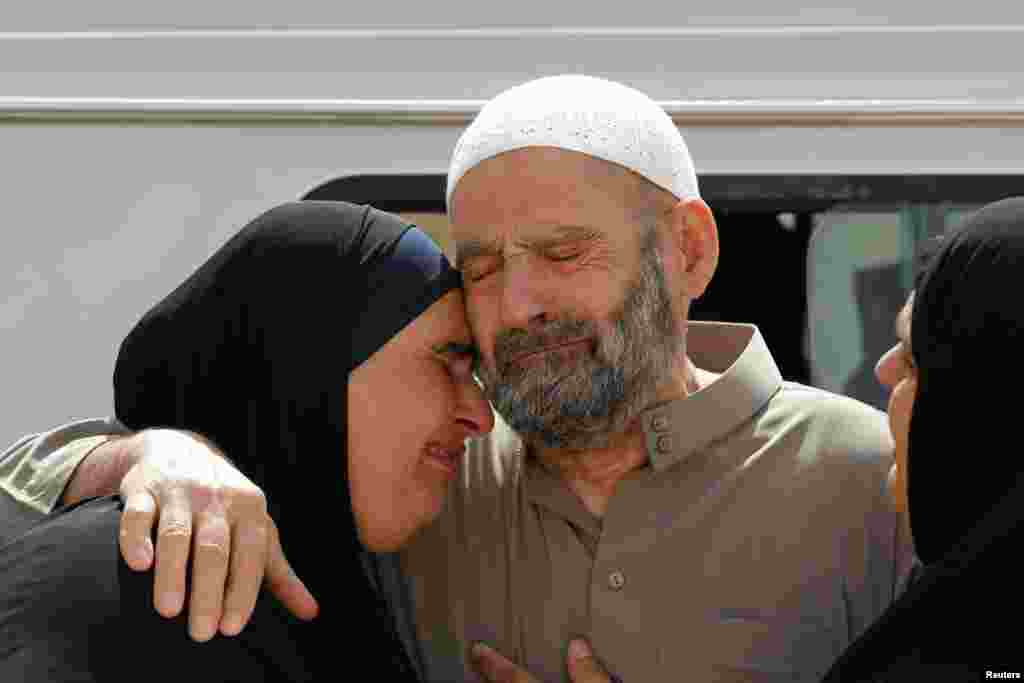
411, 290, 472, 346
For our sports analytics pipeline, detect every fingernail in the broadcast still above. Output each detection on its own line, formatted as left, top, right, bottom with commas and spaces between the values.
569, 639, 591, 660
135, 544, 153, 567
220, 615, 242, 636
471, 642, 491, 660
156, 591, 183, 617
190, 619, 216, 642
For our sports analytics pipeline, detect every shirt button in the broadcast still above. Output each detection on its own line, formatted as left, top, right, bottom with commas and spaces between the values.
651, 415, 669, 432
656, 434, 672, 453
608, 570, 626, 591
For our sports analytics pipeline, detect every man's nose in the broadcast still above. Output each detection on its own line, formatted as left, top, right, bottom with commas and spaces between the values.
499, 258, 551, 331
875, 345, 901, 388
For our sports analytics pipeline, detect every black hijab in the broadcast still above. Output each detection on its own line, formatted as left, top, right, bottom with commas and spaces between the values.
822, 197, 1024, 681
112, 201, 461, 679
908, 196, 1024, 565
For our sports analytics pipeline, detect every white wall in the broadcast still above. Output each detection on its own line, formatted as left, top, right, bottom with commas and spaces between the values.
4, 24, 1024, 102
3, 5, 1024, 448
4, 0, 1023, 30
0, 124, 460, 444
4, 121, 1024, 447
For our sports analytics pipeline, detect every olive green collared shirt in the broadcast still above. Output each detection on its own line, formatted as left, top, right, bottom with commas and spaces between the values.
0, 417, 128, 544
0, 323, 913, 682
391, 322, 915, 682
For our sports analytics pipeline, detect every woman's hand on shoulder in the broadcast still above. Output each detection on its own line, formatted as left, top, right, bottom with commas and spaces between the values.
114, 429, 319, 641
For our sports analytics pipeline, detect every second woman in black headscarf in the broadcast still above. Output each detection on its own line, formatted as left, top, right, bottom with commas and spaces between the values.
822, 197, 1024, 680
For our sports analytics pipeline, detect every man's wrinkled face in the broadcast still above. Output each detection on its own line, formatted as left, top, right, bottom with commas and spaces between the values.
449, 148, 683, 450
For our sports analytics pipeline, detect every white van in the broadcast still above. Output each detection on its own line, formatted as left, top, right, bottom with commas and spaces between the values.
3, 2, 1023, 447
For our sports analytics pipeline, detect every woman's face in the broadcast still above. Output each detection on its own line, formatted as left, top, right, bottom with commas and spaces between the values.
875, 292, 917, 514
347, 290, 495, 551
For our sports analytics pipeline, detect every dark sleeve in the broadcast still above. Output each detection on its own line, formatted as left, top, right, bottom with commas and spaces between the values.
1, 496, 125, 682
113, 535, 315, 683
0, 496, 312, 683
0, 484, 45, 548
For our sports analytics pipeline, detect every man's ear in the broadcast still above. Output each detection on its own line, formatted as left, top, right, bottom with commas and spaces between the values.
668, 198, 719, 299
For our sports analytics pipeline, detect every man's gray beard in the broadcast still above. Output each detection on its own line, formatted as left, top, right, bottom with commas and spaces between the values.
477, 233, 684, 451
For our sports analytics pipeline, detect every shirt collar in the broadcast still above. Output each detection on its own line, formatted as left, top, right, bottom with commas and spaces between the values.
520, 321, 782, 517
522, 460, 604, 541
642, 321, 782, 471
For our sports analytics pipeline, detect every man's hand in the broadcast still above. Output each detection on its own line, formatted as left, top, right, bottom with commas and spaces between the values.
472, 639, 615, 683
112, 429, 318, 640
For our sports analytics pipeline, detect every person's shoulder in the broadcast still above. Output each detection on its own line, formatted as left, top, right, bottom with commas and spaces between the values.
113, 530, 311, 681
774, 380, 885, 414
4, 494, 123, 552
771, 381, 889, 440
743, 384, 897, 532
761, 381, 892, 474
0, 496, 125, 676
1, 495, 126, 616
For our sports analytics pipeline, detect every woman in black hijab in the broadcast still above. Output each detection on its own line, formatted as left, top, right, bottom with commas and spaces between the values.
822, 197, 1024, 681
0, 201, 493, 681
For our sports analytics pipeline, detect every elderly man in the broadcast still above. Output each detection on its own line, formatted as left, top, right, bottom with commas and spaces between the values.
1, 75, 913, 682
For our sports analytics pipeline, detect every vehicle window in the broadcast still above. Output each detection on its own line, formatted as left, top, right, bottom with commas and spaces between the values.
308, 174, 1013, 412
807, 204, 977, 411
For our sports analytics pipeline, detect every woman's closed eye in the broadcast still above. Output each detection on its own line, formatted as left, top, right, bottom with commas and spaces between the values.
433, 342, 481, 381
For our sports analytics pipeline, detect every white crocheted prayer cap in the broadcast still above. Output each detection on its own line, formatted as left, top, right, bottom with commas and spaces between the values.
446, 74, 700, 209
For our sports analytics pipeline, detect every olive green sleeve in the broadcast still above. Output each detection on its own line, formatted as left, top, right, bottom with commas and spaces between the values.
0, 418, 130, 515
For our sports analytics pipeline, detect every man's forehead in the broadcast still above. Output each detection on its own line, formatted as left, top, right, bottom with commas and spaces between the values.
453, 223, 603, 266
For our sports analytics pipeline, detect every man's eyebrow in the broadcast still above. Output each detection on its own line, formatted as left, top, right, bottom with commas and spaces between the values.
455, 239, 501, 270
455, 225, 600, 268
525, 224, 601, 249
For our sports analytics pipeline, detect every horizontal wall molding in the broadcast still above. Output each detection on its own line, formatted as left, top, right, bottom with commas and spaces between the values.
4, 97, 1024, 126
5, 24, 1024, 39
